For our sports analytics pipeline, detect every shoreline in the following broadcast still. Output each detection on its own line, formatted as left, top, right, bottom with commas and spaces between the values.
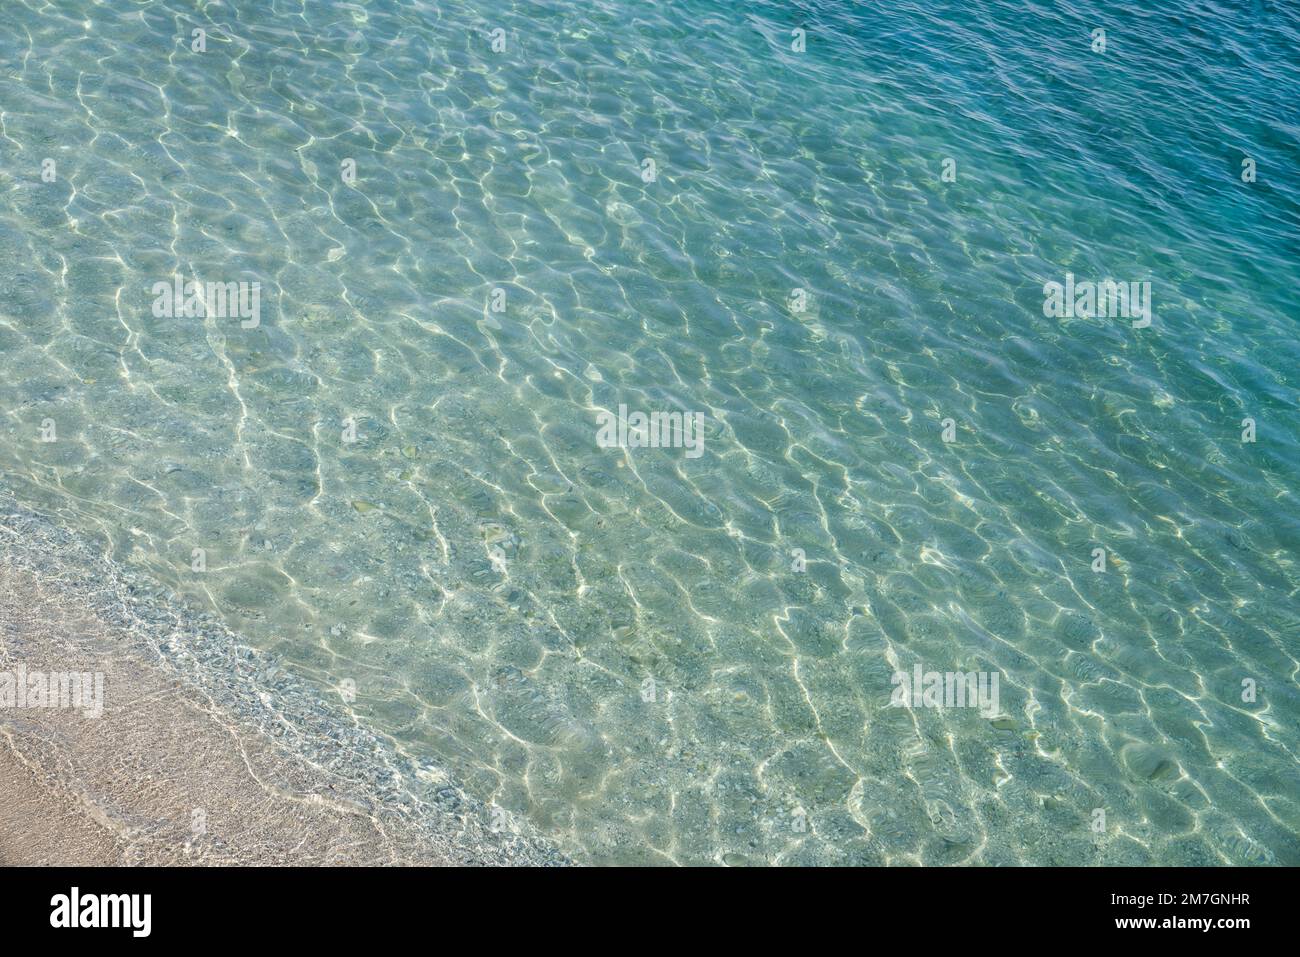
0, 494, 568, 866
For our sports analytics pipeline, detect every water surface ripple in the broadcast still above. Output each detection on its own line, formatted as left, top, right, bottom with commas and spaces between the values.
1, 0, 1298, 865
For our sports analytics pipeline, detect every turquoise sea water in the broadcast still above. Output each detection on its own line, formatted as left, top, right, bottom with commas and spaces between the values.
1, 0, 1297, 865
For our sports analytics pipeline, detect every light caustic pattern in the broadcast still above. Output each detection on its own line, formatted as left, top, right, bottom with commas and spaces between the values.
0, 0, 1297, 865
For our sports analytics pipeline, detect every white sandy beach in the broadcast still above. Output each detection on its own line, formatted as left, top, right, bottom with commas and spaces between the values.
0, 501, 565, 866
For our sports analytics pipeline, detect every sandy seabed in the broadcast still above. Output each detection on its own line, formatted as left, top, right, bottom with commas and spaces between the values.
0, 495, 567, 866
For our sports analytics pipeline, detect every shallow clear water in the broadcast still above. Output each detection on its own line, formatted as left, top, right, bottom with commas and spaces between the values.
1, 0, 1298, 865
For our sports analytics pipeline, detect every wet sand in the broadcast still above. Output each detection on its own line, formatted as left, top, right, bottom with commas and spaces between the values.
0, 500, 567, 866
